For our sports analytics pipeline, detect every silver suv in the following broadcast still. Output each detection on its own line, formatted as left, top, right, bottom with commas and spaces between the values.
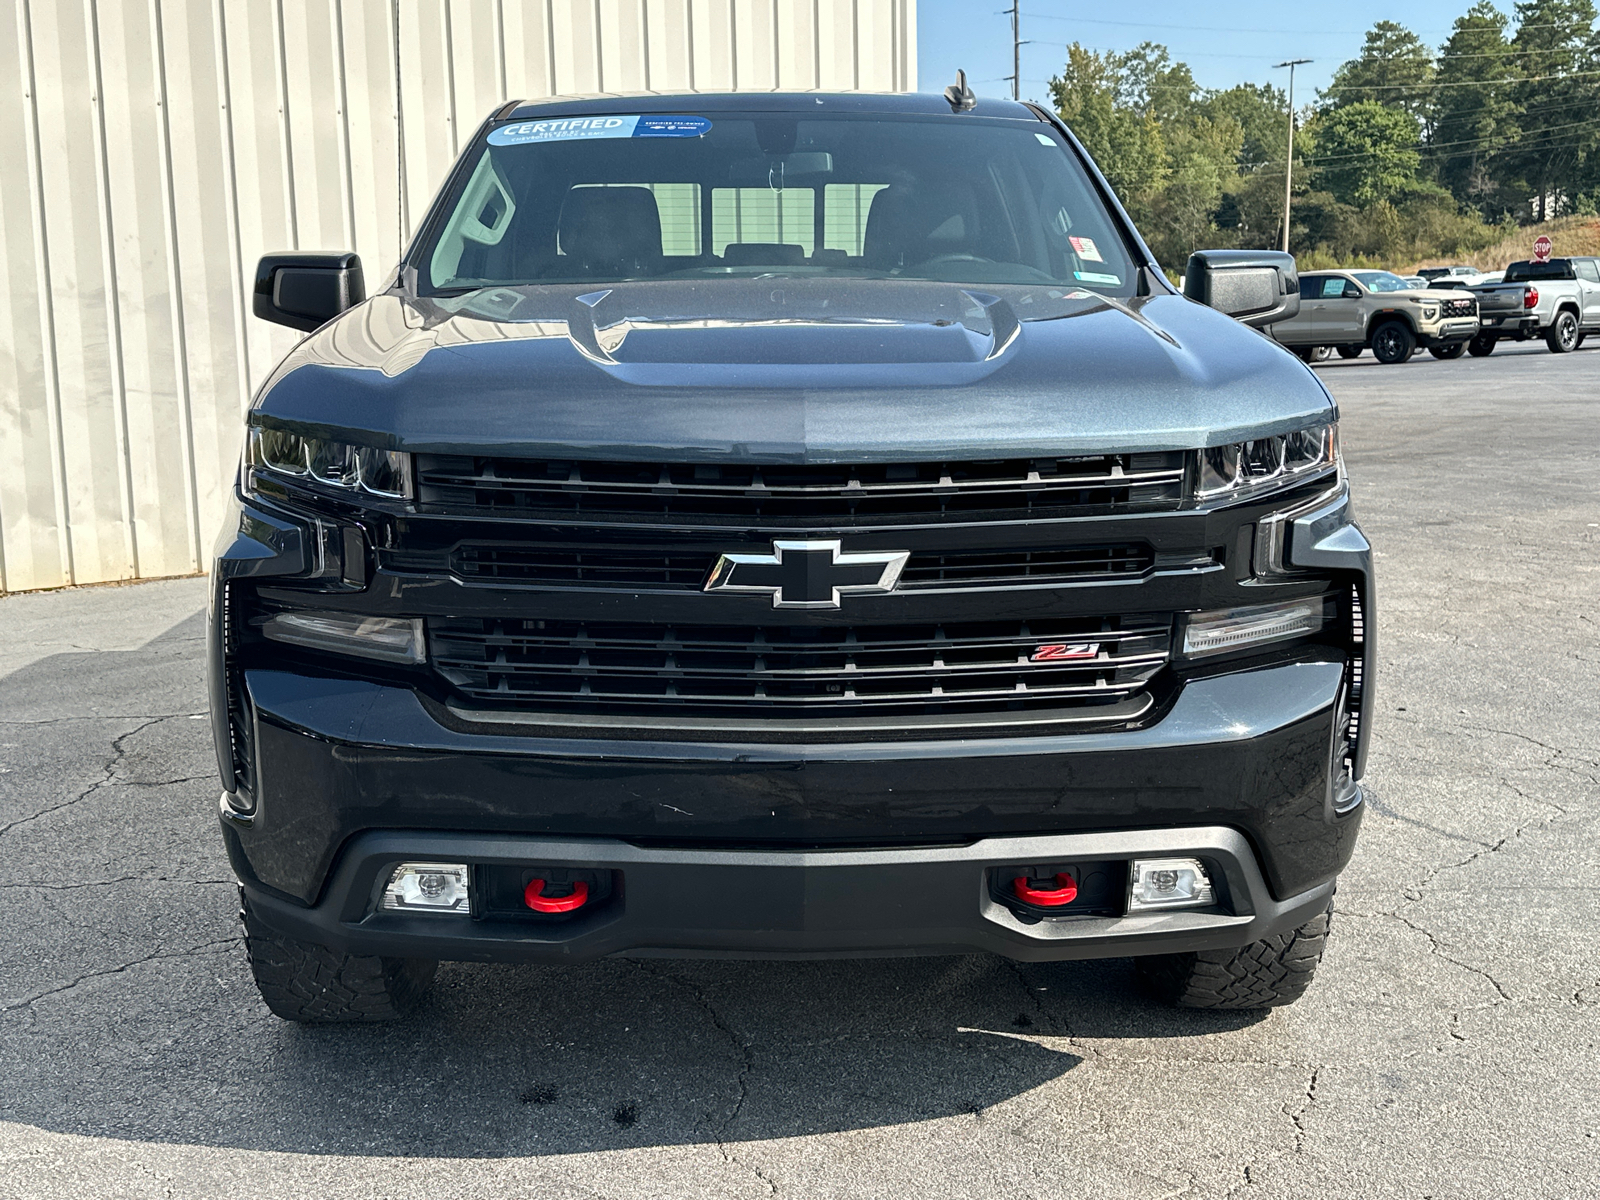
1271, 269, 1479, 364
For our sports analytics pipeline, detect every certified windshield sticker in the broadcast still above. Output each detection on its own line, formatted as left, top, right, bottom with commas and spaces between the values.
488, 115, 712, 146
1068, 236, 1103, 262
1074, 270, 1122, 285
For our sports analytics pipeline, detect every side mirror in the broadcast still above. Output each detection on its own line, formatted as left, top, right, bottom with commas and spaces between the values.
1184, 249, 1299, 328
254, 252, 365, 332
1342, 283, 1361, 299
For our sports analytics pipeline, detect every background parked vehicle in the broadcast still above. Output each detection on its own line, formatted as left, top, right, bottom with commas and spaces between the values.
1468, 257, 1600, 355
1418, 265, 1490, 286
1270, 269, 1479, 364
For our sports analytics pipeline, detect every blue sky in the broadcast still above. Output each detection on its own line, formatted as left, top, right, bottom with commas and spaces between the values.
917, 2, 1520, 103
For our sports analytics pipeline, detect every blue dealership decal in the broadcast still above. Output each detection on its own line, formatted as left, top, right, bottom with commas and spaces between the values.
489, 114, 711, 146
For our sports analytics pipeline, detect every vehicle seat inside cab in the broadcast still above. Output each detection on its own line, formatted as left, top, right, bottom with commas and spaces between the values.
863, 181, 984, 271
552, 186, 664, 279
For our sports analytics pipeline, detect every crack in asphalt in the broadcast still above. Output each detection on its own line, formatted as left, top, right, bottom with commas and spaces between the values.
0, 713, 201, 726
630, 963, 777, 1195
1288, 1065, 1321, 1155
0, 876, 233, 891
1, 936, 242, 1014
0, 716, 173, 841
1220, 1063, 1325, 1197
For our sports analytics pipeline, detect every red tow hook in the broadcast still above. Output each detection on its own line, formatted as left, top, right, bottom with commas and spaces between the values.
1012, 873, 1078, 907
524, 879, 589, 913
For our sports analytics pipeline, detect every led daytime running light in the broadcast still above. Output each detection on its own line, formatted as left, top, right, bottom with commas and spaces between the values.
1182, 598, 1328, 659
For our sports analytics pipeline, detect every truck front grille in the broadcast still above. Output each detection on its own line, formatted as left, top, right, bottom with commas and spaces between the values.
444, 541, 1154, 591
1441, 297, 1476, 319
414, 453, 1187, 525
429, 614, 1172, 728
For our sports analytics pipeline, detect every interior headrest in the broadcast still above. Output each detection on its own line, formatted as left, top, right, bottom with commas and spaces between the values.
557, 187, 663, 275
863, 183, 981, 270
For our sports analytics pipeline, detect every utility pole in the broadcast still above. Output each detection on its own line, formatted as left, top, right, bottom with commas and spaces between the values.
1005, 0, 1024, 101
1273, 59, 1312, 254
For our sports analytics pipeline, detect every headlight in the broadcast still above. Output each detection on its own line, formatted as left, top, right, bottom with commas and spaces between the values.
1198, 421, 1338, 502
1421, 305, 1438, 320
247, 426, 412, 499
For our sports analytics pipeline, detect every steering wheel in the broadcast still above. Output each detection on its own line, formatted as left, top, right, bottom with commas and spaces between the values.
912, 253, 992, 268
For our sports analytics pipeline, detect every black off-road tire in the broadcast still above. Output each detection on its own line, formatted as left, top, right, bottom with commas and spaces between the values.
1136, 902, 1333, 1010
1428, 341, 1467, 360
242, 895, 437, 1022
1546, 310, 1579, 353
1467, 333, 1496, 357
1335, 344, 1363, 359
1370, 321, 1415, 364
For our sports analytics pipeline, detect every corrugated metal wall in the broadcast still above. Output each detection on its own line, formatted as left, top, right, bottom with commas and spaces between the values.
0, 0, 917, 594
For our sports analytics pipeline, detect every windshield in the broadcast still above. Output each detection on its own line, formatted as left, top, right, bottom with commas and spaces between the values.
1350, 271, 1412, 293
416, 111, 1139, 296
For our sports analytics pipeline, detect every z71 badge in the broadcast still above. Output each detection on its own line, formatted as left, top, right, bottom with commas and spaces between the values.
1030, 642, 1100, 662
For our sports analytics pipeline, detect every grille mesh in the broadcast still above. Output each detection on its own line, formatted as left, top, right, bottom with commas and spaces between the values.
430, 615, 1172, 722
438, 542, 1154, 591
415, 453, 1186, 524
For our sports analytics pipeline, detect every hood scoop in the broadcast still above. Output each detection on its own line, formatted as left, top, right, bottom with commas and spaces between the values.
555, 280, 1022, 387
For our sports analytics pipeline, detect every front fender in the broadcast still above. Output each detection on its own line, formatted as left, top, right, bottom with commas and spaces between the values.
207, 489, 318, 792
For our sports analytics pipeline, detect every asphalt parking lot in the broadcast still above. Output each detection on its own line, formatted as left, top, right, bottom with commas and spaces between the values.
1, 340, 1596, 1198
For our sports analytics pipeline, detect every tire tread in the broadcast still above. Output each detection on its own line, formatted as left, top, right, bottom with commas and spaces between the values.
1136, 903, 1333, 1010
242, 897, 436, 1022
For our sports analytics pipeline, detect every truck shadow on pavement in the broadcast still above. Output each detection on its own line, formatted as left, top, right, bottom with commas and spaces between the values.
0, 608, 1263, 1158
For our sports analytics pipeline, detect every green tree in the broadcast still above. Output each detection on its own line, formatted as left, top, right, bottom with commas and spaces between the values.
1201, 83, 1288, 170
1048, 42, 1248, 266
1429, 2, 1521, 214
1148, 115, 1246, 264
1311, 101, 1427, 207
1508, 0, 1600, 219
1323, 21, 1436, 128
1048, 44, 1168, 224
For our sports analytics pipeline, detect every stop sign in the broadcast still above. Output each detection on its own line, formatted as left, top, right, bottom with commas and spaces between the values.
1534, 235, 1553, 261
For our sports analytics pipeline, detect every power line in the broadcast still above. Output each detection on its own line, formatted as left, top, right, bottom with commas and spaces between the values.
1238, 118, 1600, 170
1327, 67, 1600, 90
1019, 10, 1588, 37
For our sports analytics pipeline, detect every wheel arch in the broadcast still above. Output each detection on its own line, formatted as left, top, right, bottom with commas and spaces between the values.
1364, 311, 1417, 342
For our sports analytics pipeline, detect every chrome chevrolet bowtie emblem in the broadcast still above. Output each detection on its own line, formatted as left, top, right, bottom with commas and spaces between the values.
704, 539, 910, 609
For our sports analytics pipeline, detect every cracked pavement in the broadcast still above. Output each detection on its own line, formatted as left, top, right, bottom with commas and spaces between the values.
0, 342, 1596, 1197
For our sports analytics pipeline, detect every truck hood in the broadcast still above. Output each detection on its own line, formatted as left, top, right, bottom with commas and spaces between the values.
254, 279, 1335, 461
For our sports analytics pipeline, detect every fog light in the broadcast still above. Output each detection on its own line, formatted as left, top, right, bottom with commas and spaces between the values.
381, 862, 470, 913
1128, 858, 1214, 911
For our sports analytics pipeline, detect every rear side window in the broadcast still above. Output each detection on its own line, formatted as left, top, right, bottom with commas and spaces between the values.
1299, 276, 1323, 299
416, 112, 1140, 295
1575, 259, 1600, 283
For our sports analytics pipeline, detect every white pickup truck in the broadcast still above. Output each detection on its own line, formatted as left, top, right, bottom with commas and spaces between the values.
1468, 257, 1600, 355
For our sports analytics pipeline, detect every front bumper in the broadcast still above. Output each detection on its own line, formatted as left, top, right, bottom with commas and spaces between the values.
1420, 318, 1481, 345
212, 477, 1373, 964
238, 825, 1338, 963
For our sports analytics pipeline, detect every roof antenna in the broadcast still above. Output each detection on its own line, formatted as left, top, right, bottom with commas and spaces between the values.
944, 69, 977, 111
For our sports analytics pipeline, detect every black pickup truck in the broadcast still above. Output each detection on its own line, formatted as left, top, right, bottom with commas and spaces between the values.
213, 90, 1372, 1021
